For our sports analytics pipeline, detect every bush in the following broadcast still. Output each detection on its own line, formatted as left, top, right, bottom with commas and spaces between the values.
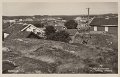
44, 26, 56, 37
64, 20, 78, 29
33, 23, 44, 28
44, 26, 71, 43
48, 31, 71, 43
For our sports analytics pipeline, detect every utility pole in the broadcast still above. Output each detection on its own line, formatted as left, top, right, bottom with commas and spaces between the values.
86, 8, 90, 26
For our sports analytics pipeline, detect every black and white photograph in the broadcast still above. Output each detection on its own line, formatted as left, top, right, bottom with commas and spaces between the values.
2, 2, 118, 74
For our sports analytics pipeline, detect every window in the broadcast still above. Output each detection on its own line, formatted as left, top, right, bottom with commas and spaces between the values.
105, 26, 108, 32
94, 26, 97, 31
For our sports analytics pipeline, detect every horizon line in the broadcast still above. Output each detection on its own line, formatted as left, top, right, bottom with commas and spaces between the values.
2, 13, 118, 17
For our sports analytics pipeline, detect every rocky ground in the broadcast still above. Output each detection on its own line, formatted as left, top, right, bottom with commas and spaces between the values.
2, 32, 118, 74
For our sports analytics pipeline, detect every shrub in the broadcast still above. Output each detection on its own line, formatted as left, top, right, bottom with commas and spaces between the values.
64, 20, 78, 29
44, 26, 56, 37
48, 31, 71, 43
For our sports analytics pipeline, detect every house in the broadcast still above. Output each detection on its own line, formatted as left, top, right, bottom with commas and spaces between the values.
3, 19, 10, 23
19, 19, 23, 22
20, 23, 45, 37
90, 17, 118, 34
3, 19, 16, 23
3, 23, 45, 40
23, 18, 33, 21
75, 17, 88, 23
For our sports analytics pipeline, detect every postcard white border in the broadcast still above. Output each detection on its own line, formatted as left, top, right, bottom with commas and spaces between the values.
0, 0, 119, 77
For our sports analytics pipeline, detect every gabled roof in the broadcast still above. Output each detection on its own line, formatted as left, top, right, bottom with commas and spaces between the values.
3, 23, 29, 34
90, 17, 118, 26
4, 31, 31, 40
4, 30, 42, 40
65, 29, 77, 36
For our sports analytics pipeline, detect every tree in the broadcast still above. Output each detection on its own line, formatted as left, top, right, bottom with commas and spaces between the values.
64, 20, 78, 29
44, 26, 56, 38
48, 31, 71, 43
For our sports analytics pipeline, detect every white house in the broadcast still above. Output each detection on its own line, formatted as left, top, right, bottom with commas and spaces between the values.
21, 24, 45, 37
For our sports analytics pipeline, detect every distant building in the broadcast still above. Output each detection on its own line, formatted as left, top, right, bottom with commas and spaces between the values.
90, 17, 118, 34
3, 20, 9, 23
75, 17, 87, 23
75, 17, 90, 32
23, 18, 33, 21
3, 19, 16, 23
19, 19, 23, 22
54, 26, 67, 31
55, 21, 65, 27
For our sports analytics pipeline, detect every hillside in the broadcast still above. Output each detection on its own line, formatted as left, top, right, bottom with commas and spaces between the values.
2, 33, 118, 74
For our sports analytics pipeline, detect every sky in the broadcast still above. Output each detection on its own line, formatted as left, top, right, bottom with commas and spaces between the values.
3, 2, 118, 16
